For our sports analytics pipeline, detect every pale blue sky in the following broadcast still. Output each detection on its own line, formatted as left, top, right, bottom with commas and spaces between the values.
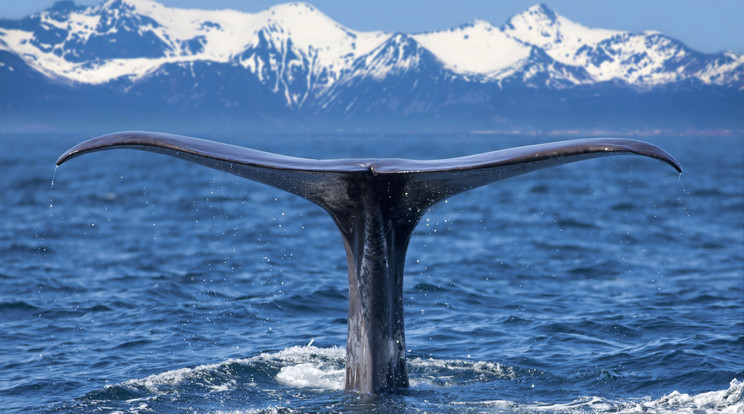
1, 0, 742, 53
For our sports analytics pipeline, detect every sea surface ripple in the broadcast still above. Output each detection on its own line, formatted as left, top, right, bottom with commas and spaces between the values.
0, 134, 741, 413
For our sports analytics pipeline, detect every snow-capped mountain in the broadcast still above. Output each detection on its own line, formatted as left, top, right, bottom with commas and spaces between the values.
502, 4, 744, 87
1, 0, 742, 132
0, 0, 388, 104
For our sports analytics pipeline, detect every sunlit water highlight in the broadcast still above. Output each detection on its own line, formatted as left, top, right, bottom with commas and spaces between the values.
0, 134, 741, 413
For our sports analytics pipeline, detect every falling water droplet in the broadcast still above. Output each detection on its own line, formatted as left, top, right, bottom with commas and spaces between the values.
49, 166, 58, 210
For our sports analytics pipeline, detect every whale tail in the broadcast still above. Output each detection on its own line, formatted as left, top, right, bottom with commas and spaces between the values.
57, 131, 681, 393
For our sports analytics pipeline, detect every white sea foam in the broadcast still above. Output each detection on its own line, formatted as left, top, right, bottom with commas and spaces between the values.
271, 344, 345, 390
113, 344, 344, 395
613, 378, 743, 414
211, 409, 290, 414
456, 378, 744, 413
108, 346, 741, 413
408, 356, 518, 388
275, 362, 345, 390
410, 356, 517, 377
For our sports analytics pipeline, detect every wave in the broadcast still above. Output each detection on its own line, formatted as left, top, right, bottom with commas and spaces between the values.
477, 378, 743, 413
72, 345, 741, 413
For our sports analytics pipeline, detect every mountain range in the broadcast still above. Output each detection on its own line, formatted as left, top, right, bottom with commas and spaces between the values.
1, 0, 742, 133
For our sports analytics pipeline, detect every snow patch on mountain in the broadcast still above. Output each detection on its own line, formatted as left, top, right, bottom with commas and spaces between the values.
502, 4, 622, 56
413, 20, 530, 78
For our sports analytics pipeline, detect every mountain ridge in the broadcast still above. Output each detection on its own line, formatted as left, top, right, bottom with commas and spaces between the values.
1, 0, 742, 133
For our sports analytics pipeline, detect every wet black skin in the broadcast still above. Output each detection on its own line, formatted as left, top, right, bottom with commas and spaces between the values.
57, 132, 682, 393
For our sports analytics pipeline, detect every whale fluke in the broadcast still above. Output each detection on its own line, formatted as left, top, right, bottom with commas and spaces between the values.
57, 131, 681, 393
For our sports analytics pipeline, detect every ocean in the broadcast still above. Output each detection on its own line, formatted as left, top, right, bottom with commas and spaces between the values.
1, 133, 742, 413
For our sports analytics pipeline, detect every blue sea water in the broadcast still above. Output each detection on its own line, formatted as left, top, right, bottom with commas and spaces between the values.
0, 133, 742, 413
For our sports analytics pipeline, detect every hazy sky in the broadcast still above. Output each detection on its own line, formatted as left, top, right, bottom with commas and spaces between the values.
1, 0, 742, 53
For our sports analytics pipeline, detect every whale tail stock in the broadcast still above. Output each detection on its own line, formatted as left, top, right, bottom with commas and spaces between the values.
56, 132, 682, 394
